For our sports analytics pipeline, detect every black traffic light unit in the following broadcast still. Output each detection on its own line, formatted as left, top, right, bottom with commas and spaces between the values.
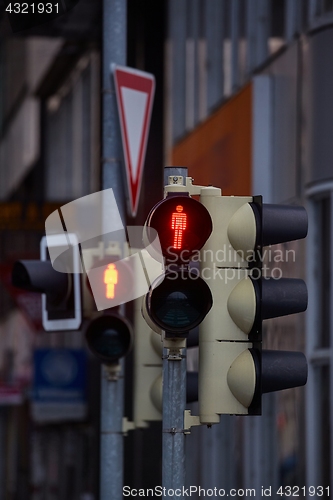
143, 175, 308, 424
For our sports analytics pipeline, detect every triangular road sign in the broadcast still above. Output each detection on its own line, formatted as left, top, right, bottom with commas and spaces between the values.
113, 65, 155, 217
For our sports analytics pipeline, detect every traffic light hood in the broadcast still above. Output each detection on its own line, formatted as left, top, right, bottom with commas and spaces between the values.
12, 260, 70, 304
228, 201, 308, 259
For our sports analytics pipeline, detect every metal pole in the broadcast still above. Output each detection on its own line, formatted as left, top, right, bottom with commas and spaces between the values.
102, 0, 127, 213
101, 0, 127, 499
162, 167, 188, 497
162, 347, 187, 497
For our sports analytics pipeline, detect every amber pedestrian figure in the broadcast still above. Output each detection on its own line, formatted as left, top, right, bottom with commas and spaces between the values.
104, 263, 118, 299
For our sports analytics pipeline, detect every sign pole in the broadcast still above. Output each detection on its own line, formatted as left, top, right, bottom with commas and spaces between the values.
101, 0, 127, 499
162, 346, 187, 496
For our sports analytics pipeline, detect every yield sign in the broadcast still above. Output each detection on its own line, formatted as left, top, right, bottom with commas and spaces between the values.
113, 65, 155, 217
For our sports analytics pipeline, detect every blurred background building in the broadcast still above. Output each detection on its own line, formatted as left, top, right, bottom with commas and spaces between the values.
0, 0, 331, 498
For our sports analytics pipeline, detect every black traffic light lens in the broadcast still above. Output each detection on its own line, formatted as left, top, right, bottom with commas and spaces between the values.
145, 195, 212, 262
85, 315, 132, 364
147, 270, 212, 333
154, 290, 201, 329
91, 328, 126, 359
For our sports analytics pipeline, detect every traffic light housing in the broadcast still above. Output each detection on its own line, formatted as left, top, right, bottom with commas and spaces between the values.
11, 236, 134, 368
143, 176, 308, 425
197, 188, 308, 422
85, 313, 132, 365
80, 244, 133, 366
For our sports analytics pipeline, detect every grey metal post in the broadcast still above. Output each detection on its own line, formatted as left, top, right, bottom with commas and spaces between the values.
101, 0, 127, 499
162, 167, 188, 497
162, 347, 187, 497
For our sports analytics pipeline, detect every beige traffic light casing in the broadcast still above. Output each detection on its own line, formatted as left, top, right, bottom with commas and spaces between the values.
199, 188, 256, 268
133, 297, 162, 428
199, 340, 256, 422
162, 178, 307, 425
198, 269, 258, 421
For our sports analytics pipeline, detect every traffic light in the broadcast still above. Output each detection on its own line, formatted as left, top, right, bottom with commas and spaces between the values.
12, 234, 82, 331
80, 244, 133, 366
142, 175, 308, 425
197, 189, 308, 423
143, 192, 213, 337
11, 235, 134, 368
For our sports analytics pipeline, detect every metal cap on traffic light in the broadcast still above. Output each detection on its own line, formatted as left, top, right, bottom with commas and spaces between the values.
85, 314, 133, 365
144, 269, 213, 335
144, 194, 213, 262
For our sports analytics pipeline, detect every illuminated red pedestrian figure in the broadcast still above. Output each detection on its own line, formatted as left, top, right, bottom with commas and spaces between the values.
171, 205, 187, 249
104, 263, 118, 299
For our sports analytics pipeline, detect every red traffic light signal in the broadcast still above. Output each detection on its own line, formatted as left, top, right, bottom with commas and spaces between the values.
144, 194, 212, 262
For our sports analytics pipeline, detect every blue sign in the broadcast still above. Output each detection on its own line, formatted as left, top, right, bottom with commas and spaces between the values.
32, 349, 87, 423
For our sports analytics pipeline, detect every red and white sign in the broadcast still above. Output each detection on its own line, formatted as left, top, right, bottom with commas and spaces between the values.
113, 65, 155, 217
